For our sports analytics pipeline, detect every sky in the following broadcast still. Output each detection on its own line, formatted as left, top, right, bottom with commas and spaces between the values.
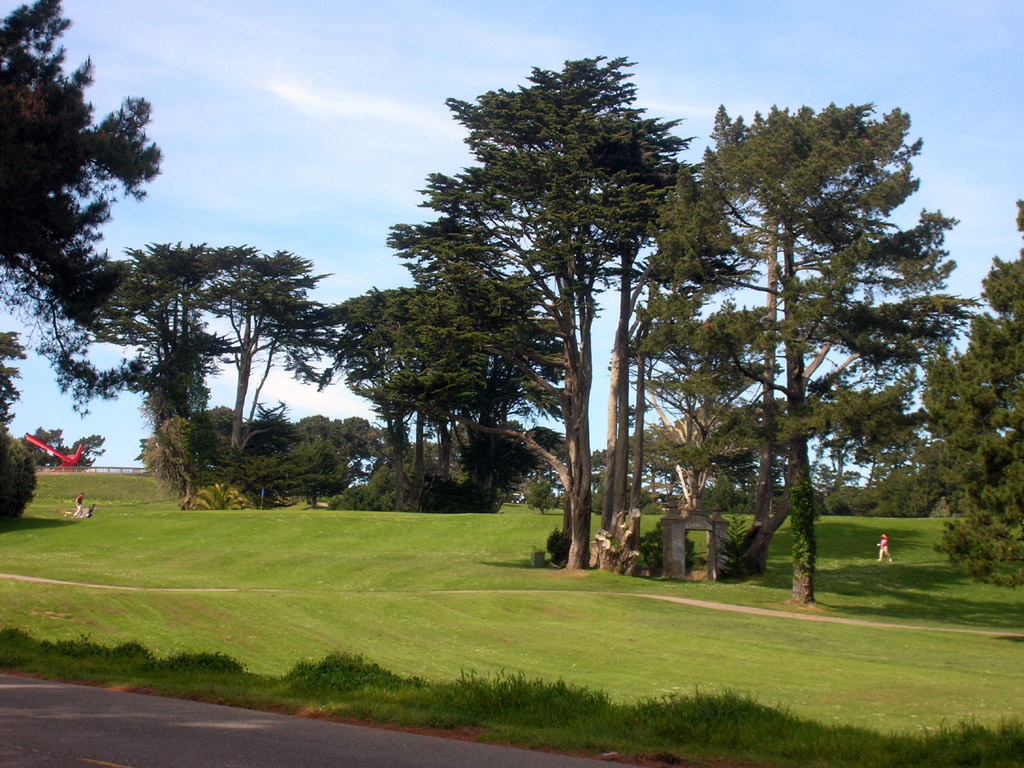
4, 0, 1022, 467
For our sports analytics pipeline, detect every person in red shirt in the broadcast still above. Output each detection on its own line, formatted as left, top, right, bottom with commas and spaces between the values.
877, 534, 892, 562
74, 492, 84, 518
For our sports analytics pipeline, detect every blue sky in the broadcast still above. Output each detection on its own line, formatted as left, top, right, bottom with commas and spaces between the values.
4, 0, 1022, 466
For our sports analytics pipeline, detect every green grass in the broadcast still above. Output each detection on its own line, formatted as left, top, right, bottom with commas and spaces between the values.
2, 628, 1021, 768
25, 472, 172, 509
2, 474, 1023, 761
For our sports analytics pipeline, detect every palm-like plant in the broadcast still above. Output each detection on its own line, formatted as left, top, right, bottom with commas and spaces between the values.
192, 483, 248, 510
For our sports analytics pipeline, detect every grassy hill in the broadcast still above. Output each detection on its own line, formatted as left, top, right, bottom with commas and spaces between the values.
29, 472, 173, 509
2, 479, 1022, 737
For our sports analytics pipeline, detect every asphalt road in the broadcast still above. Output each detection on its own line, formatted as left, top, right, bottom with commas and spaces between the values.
0, 674, 630, 767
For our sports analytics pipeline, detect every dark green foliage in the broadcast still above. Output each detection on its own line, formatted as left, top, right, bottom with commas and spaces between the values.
390, 57, 685, 567
1, 0, 161, 400
220, 452, 291, 509
39, 634, 108, 658
208, 246, 337, 451
822, 449, 951, 518
659, 101, 969, 594
150, 651, 245, 674
36, 635, 155, 663
637, 520, 664, 571
140, 415, 216, 507
0, 426, 36, 517
439, 671, 610, 727
285, 652, 420, 695
720, 515, 750, 578
94, 243, 226, 423
925, 203, 1024, 587
525, 479, 555, 514
329, 466, 396, 512
0, 331, 25, 425
418, 475, 498, 514
626, 690, 796, 748
287, 437, 348, 507
790, 477, 818, 601
294, 415, 384, 486
545, 526, 571, 566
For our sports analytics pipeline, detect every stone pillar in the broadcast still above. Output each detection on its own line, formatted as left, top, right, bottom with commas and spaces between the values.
661, 513, 688, 579
709, 509, 729, 580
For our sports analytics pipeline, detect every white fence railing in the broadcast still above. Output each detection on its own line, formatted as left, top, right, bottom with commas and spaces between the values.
35, 466, 149, 476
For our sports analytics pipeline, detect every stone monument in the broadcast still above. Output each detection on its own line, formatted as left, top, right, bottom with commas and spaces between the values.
661, 503, 729, 580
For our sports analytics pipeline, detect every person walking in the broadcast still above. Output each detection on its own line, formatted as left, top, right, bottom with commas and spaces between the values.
74, 492, 84, 518
877, 533, 892, 562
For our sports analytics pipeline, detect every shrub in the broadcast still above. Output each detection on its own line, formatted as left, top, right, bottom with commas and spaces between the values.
546, 526, 571, 566
150, 651, 246, 674
0, 427, 36, 517
637, 521, 663, 571
285, 652, 419, 694
720, 515, 751, 579
525, 480, 555, 515
439, 671, 611, 727
330, 467, 395, 511
192, 483, 249, 510
419, 475, 500, 514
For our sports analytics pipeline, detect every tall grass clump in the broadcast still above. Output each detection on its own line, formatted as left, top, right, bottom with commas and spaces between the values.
284, 652, 420, 695
438, 671, 611, 728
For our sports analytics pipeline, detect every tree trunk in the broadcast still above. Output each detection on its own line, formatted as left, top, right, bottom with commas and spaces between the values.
437, 420, 452, 481
563, 331, 594, 570
411, 412, 425, 510
629, 349, 647, 511
387, 413, 408, 512
601, 275, 633, 530
783, 235, 815, 605
789, 441, 815, 605
595, 507, 642, 574
743, 438, 778, 573
231, 323, 254, 450
743, 233, 780, 573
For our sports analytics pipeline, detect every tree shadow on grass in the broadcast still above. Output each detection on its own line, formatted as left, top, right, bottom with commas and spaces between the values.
481, 561, 549, 570
816, 562, 1024, 631
807, 521, 1024, 632
0, 516, 78, 533
706, 519, 1024, 633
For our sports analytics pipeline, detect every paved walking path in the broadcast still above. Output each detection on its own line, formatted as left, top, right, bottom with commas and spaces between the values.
0, 674, 631, 768
4, 572, 1022, 637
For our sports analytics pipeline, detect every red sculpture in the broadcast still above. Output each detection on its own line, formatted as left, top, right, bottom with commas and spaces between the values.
24, 434, 84, 469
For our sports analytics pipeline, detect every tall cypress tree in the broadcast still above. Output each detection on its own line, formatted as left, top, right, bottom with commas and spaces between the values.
925, 201, 1024, 587
390, 57, 683, 568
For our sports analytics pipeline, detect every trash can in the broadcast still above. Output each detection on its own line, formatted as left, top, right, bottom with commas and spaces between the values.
530, 551, 546, 567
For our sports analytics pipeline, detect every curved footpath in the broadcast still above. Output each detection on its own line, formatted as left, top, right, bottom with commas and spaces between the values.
3, 572, 1022, 638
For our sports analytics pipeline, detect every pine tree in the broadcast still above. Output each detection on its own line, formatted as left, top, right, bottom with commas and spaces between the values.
657, 103, 970, 602
925, 201, 1024, 587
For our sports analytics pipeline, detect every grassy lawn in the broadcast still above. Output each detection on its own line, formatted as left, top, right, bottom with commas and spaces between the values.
2, 474, 1022, 737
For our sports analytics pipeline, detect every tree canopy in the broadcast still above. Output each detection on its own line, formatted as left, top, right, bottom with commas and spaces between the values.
95, 243, 227, 423
390, 57, 685, 567
657, 103, 970, 601
925, 201, 1024, 587
0, 332, 26, 425
208, 247, 336, 451
0, 0, 161, 399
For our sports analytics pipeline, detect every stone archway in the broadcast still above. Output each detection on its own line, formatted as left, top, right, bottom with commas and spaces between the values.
661, 504, 729, 580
